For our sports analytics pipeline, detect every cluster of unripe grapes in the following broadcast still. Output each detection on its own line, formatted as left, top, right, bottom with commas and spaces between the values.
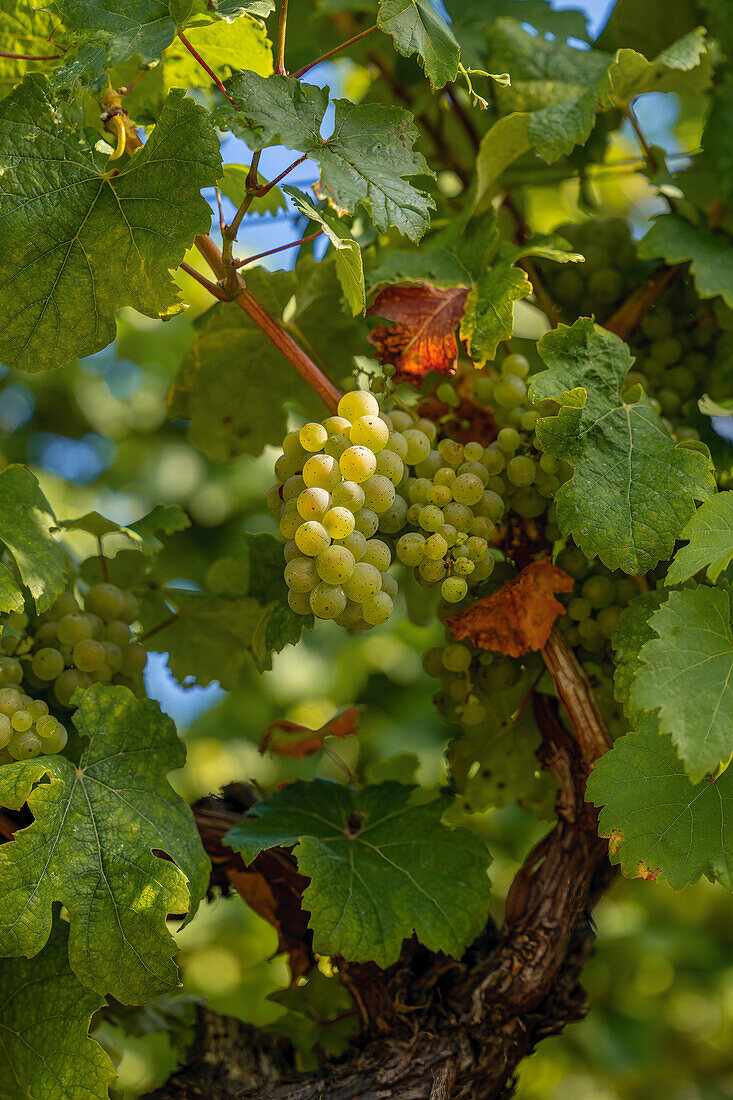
554, 545, 640, 662
0, 583, 146, 765
423, 635, 522, 731
539, 217, 641, 323
471, 353, 572, 533
271, 389, 408, 628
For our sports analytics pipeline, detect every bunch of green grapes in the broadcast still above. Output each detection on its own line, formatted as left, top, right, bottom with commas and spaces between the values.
423, 635, 523, 730
554, 545, 641, 663
625, 281, 733, 433
471, 352, 572, 536
1, 584, 146, 715
270, 389, 418, 629
539, 217, 642, 323
391, 425, 504, 605
0, 666, 68, 763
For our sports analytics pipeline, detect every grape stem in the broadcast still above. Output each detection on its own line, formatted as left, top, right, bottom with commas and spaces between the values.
292, 25, 379, 79
97, 537, 110, 584
194, 234, 342, 413
0, 49, 64, 60
140, 611, 181, 641
604, 264, 679, 340
177, 31, 238, 105
275, 0, 288, 75
233, 230, 322, 269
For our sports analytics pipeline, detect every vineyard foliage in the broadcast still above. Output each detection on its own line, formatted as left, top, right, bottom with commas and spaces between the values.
0, 0, 732, 1096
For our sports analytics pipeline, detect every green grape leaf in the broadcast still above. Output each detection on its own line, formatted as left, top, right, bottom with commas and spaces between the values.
0, 465, 66, 613
171, 259, 356, 460
377, 0, 460, 88
0, 919, 116, 1100
220, 71, 435, 241
0, 685, 209, 1004
631, 585, 733, 782
141, 533, 310, 684
0, 566, 25, 616
285, 187, 365, 315
597, 0, 699, 57
638, 215, 733, 309
528, 319, 716, 573
612, 589, 668, 722
460, 263, 531, 366
666, 492, 733, 585
0, 79, 221, 373
587, 718, 733, 890
267, 970, 357, 1064
225, 780, 492, 967
444, 0, 588, 67
220, 164, 286, 215
474, 21, 710, 202
0, 0, 63, 94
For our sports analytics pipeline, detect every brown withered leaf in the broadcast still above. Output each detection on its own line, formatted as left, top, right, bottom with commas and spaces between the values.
366, 284, 468, 382
260, 706, 360, 759
195, 803, 314, 979
445, 560, 574, 658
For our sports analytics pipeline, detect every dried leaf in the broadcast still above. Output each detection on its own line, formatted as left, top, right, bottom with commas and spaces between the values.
445, 561, 574, 657
366, 284, 468, 382
260, 706, 360, 759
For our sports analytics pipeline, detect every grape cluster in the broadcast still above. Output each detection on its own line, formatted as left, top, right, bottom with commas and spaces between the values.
0, 584, 146, 728
539, 217, 641, 323
271, 390, 406, 629
0, 664, 68, 764
423, 636, 522, 729
392, 429, 504, 604
471, 353, 572, 535
625, 283, 733, 433
554, 545, 640, 662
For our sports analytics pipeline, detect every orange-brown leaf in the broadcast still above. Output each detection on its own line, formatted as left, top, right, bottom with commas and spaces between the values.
366, 284, 468, 383
445, 561, 574, 658
260, 706, 360, 759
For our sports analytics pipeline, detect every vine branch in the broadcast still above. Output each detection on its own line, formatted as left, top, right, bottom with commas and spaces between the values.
275, 0, 289, 75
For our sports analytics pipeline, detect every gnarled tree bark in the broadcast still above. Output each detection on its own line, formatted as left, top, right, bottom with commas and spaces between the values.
145, 627, 614, 1100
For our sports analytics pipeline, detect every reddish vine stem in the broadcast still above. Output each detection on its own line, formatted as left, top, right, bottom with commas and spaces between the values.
292, 24, 379, 79
177, 31, 237, 105
275, 0, 289, 75
140, 611, 181, 641
0, 49, 63, 60
179, 261, 229, 301
194, 235, 342, 413
604, 264, 679, 339
233, 230, 322, 269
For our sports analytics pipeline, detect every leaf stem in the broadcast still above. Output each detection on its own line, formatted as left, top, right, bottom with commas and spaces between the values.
180, 261, 230, 301
97, 537, 110, 583
140, 612, 181, 641
0, 49, 63, 60
292, 24, 379, 79
233, 229, 322, 269
275, 0, 288, 75
255, 152, 308, 196
625, 101, 659, 174
178, 31, 237, 105
194, 235, 342, 413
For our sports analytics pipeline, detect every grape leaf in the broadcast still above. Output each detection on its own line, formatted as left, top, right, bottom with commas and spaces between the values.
220, 71, 435, 241
0, 79, 221, 373
638, 215, 733, 309
444, 0, 588, 67
0, 465, 66, 614
666, 492, 733, 585
221, 164, 285, 215
0, 919, 115, 1100
377, 0, 460, 88
529, 319, 716, 573
171, 259, 355, 459
446, 562, 574, 658
285, 187, 365, 315
0, 685, 209, 1004
460, 264, 531, 366
141, 532, 310, 684
366, 284, 468, 382
631, 585, 733, 782
475, 22, 710, 201
0, 566, 24, 616
225, 780, 492, 967
587, 718, 733, 890
0, 0, 63, 94
612, 589, 668, 722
